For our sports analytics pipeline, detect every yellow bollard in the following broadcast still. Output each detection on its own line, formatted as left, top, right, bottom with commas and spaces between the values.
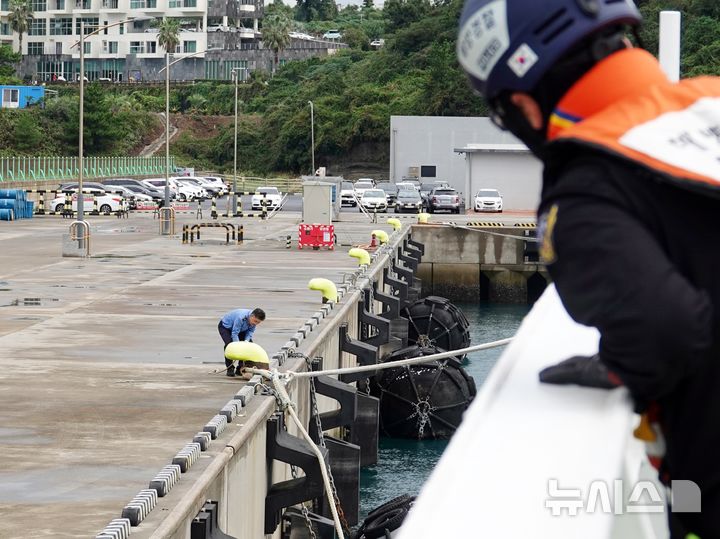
224, 341, 270, 380
387, 218, 402, 231
349, 247, 371, 266
371, 229, 389, 244
308, 277, 338, 303
418, 212, 430, 224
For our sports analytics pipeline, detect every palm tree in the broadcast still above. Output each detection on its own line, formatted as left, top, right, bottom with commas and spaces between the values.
157, 17, 180, 54
8, 0, 33, 55
262, 12, 292, 76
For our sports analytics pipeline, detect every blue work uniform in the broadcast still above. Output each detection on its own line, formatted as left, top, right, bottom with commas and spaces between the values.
220, 309, 257, 342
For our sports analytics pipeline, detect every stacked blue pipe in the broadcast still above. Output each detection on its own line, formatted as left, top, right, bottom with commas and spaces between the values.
0, 189, 32, 221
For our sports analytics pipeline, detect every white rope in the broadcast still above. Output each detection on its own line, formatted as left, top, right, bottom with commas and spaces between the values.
270, 372, 346, 539
244, 337, 513, 382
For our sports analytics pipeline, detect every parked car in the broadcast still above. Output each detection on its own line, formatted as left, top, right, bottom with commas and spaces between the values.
359, 189, 388, 212
474, 188, 503, 213
51, 188, 124, 214
175, 178, 209, 199
103, 178, 169, 203
396, 181, 420, 192
340, 181, 357, 206
59, 181, 106, 193
369, 38, 385, 48
142, 178, 180, 199
199, 176, 229, 196
427, 187, 462, 214
251, 187, 282, 211
206, 24, 229, 32
353, 180, 375, 199
105, 184, 153, 209
123, 184, 166, 206
394, 189, 423, 213
323, 29, 342, 39
433, 180, 451, 188
376, 182, 398, 205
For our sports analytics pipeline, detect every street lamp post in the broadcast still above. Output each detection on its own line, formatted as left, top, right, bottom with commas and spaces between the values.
231, 67, 240, 214
72, 17, 143, 246
159, 48, 221, 233
308, 100, 315, 175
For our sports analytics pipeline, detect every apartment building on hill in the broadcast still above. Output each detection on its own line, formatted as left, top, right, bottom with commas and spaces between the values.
0, 0, 346, 82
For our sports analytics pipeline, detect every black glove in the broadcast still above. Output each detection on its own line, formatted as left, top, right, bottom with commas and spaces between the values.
539, 354, 622, 389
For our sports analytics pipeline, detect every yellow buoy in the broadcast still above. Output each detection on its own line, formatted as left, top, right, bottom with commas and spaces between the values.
371, 229, 389, 244
387, 218, 402, 231
418, 213, 430, 224
349, 247, 371, 266
224, 341, 270, 380
308, 277, 338, 303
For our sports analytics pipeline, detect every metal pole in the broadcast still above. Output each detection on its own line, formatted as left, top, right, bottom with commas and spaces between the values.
308, 100, 314, 175
659, 11, 681, 83
164, 51, 171, 233
233, 69, 238, 213
78, 20, 85, 231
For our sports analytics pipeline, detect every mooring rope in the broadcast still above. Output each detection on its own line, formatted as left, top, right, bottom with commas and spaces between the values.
243, 337, 513, 382
268, 371, 346, 539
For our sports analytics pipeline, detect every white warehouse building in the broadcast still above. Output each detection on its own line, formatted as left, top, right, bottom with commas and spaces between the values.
389, 116, 543, 211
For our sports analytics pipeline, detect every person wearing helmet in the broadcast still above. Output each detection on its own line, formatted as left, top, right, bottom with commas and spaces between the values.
458, 1, 720, 536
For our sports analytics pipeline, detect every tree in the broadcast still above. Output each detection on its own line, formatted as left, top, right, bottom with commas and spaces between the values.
0, 45, 21, 83
8, 0, 33, 55
13, 112, 43, 153
82, 83, 116, 154
157, 17, 180, 54
262, 12, 292, 75
296, 0, 337, 22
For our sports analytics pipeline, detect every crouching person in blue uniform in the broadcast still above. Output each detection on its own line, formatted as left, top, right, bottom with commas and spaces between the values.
218, 307, 265, 377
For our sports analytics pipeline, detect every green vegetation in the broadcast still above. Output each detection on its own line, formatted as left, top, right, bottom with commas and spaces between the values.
0, 0, 717, 175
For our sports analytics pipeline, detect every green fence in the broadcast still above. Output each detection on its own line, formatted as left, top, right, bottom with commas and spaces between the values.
0, 156, 174, 183
218, 176, 304, 194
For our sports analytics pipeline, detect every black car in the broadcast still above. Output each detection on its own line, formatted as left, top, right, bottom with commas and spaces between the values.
376, 182, 399, 205
427, 187, 462, 214
394, 189, 423, 213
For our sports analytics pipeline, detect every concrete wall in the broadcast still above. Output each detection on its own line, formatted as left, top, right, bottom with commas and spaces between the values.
411, 224, 549, 303
389, 116, 522, 194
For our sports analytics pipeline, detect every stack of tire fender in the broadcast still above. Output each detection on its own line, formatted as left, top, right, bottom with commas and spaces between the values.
371, 296, 475, 440
353, 494, 416, 539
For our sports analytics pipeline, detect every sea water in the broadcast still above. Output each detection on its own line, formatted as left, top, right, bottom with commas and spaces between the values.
358, 302, 531, 521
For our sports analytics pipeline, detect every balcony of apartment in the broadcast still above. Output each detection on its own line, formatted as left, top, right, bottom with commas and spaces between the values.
166, 0, 205, 14
206, 28, 257, 50
72, 0, 93, 12
98, 0, 121, 11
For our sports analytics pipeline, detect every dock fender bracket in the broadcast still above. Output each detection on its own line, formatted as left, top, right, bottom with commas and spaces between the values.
338, 323, 379, 384
191, 500, 237, 539
372, 281, 401, 320
311, 374, 358, 441
265, 413, 328, 535
359, 287, 391, 346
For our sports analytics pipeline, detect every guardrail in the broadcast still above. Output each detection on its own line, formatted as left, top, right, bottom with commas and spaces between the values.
0, 156, 174, 183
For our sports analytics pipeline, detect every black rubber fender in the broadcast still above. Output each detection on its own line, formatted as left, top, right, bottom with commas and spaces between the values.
401, 296, 470, 361
366, 494, 415, 521
360, 506, 411, 539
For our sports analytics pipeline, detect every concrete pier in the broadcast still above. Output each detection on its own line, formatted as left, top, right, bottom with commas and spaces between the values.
0, 209, 538, 538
